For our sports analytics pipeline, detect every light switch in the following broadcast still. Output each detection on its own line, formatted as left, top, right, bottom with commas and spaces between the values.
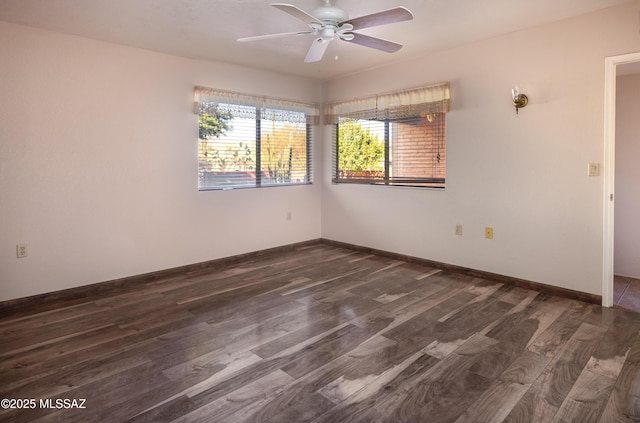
588, 162, 600, 177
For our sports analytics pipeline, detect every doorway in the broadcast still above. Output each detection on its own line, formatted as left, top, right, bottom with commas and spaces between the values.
603, 51, 640, 309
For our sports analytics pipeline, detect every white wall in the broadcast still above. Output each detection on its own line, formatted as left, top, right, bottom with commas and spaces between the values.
321, 2, 640, 296
0, 22, 323, 302
615, 73, 640, 278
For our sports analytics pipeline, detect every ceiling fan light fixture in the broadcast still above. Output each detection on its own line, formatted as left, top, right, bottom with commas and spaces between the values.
239, 1, 414, 63
320, 26, 336, 40
340, 32, 355, 41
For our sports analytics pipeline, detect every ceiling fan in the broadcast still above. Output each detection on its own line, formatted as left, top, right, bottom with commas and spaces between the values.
237, 1, 413, 63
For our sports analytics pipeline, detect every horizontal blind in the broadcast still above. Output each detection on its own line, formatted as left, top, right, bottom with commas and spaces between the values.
330, 83, 449, 189
335, 118, 386, 182
260, 108, 310, 186
334, 114, 445, 188
199, 103, 257, 188
389, 114, 445, 188
195, 87, 317, 190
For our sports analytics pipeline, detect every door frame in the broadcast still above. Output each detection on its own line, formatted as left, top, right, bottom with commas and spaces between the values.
602, 51, 640, 307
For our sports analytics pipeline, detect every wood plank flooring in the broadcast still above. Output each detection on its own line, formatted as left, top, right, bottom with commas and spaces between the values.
615, 275, 640, 312
1, 243, 640, 422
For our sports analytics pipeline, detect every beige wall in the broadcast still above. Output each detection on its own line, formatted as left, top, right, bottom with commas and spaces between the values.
615, 73, 640, 278
0, 22, 323, 302
321, 1, 640, 296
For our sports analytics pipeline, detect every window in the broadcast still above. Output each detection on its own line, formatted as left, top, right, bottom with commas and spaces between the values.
327, 83, 450, 188
195, 87, 318, 190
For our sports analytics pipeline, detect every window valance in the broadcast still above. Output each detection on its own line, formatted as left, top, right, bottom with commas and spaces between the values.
194, 86, 320, 125
324, 82, 450, 124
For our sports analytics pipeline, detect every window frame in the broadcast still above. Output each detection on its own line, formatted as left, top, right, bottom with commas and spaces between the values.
326, 83, 450, 190
332, 114, 447, 189
195, 86, 318, 191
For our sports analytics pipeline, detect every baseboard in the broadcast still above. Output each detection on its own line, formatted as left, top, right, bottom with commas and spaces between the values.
0, 239, 321, 317
0, 237, 601, 316
320, 239, 602, 305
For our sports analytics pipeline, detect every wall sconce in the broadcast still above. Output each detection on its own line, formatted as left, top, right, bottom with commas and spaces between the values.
511, 85, 528, 114
419, 112, 435, 122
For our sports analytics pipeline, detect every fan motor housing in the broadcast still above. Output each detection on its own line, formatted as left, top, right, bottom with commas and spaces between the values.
311, 5, 348, 23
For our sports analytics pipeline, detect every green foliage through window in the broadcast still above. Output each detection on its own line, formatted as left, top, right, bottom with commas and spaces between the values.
334, 114, 446, 188
338, 119, 384, 175
198, 110, 232, 140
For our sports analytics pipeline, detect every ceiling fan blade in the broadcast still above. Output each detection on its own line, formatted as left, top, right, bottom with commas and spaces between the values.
343, 32, 403, 53
237, 31, 314, 42
304, 38, 329, 63
341, 7, 413, 31
272, 3, 323, 26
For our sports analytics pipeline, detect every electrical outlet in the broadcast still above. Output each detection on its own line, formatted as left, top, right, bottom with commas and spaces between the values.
17, 243, 28, 258
455, 224, 463, 236
484, 227, 493, 239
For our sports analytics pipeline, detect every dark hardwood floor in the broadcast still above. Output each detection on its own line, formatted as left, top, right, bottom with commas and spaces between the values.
615, 275, 640, 313
1, 243, 640, 422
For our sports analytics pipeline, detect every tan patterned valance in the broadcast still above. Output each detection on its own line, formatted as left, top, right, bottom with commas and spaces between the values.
324, 82, 450, 124
194, 86, 320, 125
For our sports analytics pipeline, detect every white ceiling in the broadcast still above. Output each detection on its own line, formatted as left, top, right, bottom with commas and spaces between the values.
0, 0, 633, 81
